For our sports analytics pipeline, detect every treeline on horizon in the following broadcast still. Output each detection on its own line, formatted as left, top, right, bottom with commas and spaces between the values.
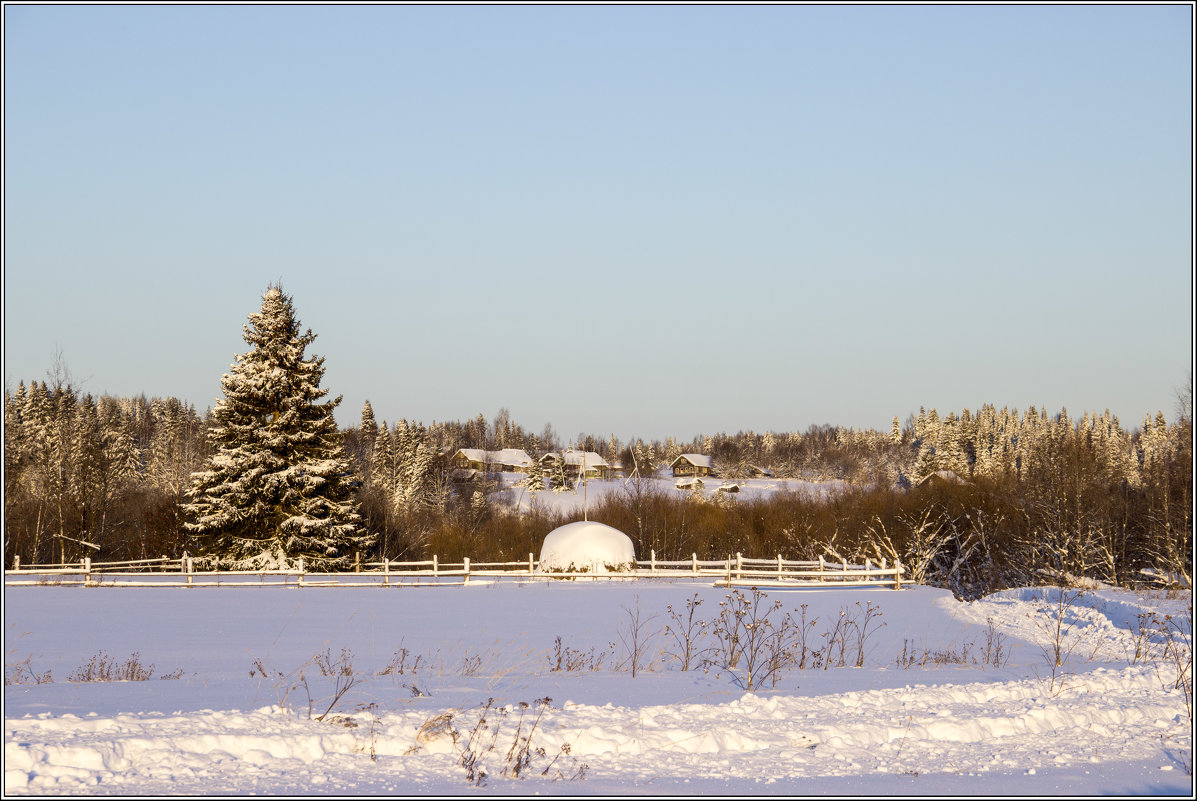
3, 376, 1191, 598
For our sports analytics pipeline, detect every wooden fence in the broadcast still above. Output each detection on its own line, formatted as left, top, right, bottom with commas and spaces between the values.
4, 551, 905, 589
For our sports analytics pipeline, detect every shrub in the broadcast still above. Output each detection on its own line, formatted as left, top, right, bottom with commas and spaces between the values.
413, 698, 587, 786
664, 593, 707, 671
5, 656, 52, 686
702, 587, 800, 690
68, 651, 156, 682
548, 636, 614, 672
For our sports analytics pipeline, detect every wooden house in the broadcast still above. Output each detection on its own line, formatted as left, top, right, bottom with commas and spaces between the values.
450, 448, 534, 474
539, 450, 611, 479
671, 453, 713, 477
915, 469, 970, 489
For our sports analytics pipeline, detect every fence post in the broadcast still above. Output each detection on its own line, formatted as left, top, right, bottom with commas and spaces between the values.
841, 558, 848, 582
298, 558, 305, 588
83, 557, 92, 585
529, 552, 534, 576
463, 557, 470, 585
433, 555, 438, 576
736, 552, 742, 580
650, 549, 656, 575
692, 553, 698, 574
865, 558, 872, 581
13, 555, 18, 571
777, 554, 783, 579
383, 558, 390, 588
354, 551, 361, 573
818, 555, 826, 582
894, 559, 903, 590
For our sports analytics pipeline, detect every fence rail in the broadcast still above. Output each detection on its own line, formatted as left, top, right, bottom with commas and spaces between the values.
4, 550, 904, 589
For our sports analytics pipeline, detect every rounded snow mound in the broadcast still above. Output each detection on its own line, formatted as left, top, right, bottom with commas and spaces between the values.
538, 521, 637, 574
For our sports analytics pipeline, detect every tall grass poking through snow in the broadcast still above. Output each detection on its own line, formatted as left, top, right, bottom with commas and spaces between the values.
67, 651, 182, 682
410, 697, 588, 786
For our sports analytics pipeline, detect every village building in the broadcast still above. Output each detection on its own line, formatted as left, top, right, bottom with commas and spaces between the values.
450, 448, 534, 474
670, 453, 713, 477
539, 450, 612, 479
915, 469, 970, 489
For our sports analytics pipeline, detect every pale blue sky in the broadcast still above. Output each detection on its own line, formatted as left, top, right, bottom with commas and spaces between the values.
3, 4, 1192, 443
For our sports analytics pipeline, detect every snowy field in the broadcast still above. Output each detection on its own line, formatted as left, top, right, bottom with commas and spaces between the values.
3, 578, 1192, 796
501, 473, 849, 516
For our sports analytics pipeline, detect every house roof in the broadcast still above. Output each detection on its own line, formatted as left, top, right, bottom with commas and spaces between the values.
454, 448, 534, 468
671, 454, 713, 468
917, 469, 969, 487
493, 448, 534, 468
540, 450, 609, 468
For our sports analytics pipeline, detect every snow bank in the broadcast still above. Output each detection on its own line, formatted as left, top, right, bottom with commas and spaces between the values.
538, 521, 636, 573
5, 664, 1189, 795
4, 583, 1191, 795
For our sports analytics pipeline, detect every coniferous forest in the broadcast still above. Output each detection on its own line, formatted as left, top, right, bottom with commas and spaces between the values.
3, 286, 1191, 599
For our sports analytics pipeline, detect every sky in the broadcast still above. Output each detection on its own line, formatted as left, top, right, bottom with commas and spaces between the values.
3, 4, 1192, 444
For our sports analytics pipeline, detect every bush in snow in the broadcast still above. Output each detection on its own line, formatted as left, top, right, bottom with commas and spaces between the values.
538, 521, 636, 574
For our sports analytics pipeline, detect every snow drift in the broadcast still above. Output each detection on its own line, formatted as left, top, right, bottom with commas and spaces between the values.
537, 521, 636, 573
3, 583, 1192, 795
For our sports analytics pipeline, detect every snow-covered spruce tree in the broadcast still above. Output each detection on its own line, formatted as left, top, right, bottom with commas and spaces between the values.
184, 285, 370, 571
369, 421, 395, 496
393, 419, 438, 514
551, 453, 571, 492
525, 454, 546, 494
359, 400, 379, 445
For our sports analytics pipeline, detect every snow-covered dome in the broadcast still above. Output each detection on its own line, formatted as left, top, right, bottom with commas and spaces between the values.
538, 521, 636, 574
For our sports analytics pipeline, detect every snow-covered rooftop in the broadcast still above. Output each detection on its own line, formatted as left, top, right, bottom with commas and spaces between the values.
917, 469, 969, 487
540, 450, 609, 468
454, 448, 534, 468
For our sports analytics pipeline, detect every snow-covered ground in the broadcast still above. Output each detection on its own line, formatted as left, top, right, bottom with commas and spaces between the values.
502, 473, 850, 516
4, 577, 1192, 795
